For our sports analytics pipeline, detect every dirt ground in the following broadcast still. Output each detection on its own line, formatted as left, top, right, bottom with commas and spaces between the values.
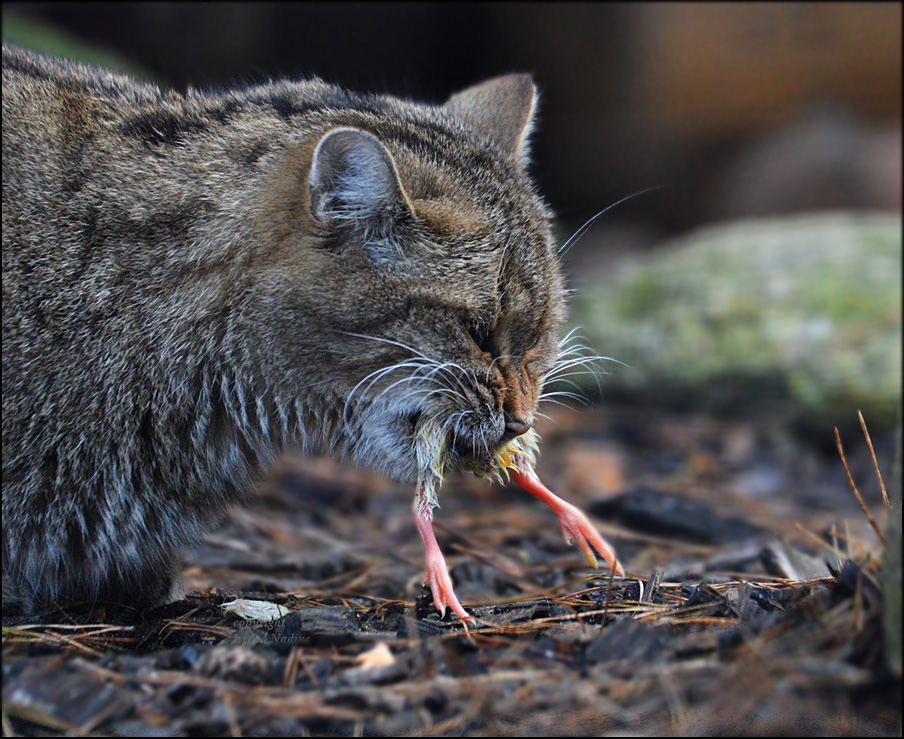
2, 404, 900, 737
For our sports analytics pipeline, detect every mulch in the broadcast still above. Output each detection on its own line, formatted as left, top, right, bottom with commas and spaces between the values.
3, 405, 900, 736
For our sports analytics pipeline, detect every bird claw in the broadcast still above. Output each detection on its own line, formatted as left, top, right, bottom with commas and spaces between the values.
510, 459, 624, 576
555, 502, 624, 574
414, 499, 474, 624
424, 555, 473, 623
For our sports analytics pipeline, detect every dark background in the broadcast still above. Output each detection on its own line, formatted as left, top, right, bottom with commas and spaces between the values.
3, 2, 901, 264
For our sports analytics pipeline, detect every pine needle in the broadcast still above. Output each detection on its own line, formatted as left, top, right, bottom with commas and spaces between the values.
858, 411, 889, 510
834, 426, 886, 544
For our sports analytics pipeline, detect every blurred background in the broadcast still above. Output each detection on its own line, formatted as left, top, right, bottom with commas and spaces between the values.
4, 3, 901, 231
3, 1, 900, 460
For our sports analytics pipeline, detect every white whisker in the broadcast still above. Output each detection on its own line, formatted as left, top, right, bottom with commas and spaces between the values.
558, 186, 663, 256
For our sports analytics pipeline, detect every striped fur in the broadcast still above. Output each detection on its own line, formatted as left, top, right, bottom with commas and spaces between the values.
2, 45, 566, 614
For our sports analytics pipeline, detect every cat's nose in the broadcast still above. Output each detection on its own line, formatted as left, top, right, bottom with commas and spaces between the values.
501, 418, 532, 442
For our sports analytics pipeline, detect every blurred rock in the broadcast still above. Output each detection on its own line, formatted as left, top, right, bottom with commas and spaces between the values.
573, 214, 902, 434
585, 618, 666, 665
590, 487, 768, 545
711, 109, 903, 220
192, 647, 271, 685
630, 4, 902, 145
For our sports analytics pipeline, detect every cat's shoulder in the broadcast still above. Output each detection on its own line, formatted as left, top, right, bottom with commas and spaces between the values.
2, 43, 167, 108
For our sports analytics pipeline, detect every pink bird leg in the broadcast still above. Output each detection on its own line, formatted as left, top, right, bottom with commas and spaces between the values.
413, 484, 474, 622
510, 456, 624, 575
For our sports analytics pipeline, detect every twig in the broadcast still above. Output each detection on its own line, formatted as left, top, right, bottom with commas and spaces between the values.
659, 670, 688, 731
408, 711, 474, 736
858, 411, 889, 509
642, 570, 664, 603
78, 697, 128, 736
793, 522, 849, 561
600, 563, 617, 627
283, 647, 300, 687
222, 693, 242, 738
835, 427, 886, 544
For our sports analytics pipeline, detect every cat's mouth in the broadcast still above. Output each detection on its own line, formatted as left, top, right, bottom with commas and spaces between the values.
404, 409, 501, 473
405, 410, 423, 437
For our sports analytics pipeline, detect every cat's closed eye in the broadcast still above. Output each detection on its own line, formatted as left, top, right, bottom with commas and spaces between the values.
467, 321, 495, 356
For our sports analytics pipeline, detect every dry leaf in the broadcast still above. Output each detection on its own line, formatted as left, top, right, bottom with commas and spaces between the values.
357, 642, 395, 669
221, 598, 291, 622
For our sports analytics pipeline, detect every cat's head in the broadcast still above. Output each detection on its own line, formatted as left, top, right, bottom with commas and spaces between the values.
262, 75, 566, 482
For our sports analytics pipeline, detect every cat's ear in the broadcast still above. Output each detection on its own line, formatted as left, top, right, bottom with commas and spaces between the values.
444, 74, 538, 162
309, 127, 413, 243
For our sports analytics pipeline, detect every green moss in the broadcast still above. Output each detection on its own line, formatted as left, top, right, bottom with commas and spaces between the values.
570, 214, 902, 432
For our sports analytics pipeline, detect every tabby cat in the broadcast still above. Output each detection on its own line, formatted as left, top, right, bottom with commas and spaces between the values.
2, 45, 619, 618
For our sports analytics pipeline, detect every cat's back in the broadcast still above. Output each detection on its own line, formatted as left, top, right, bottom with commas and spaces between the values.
1, 47, 181, 469
1, 45, 441, 449
3, 45, 160, 266
2, 44, 403, 209
3, 44, 163, 174
3, 43, 164, 103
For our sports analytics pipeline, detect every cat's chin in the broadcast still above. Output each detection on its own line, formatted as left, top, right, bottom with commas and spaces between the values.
446, 430, 504, 477
384, 408, 501, 482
